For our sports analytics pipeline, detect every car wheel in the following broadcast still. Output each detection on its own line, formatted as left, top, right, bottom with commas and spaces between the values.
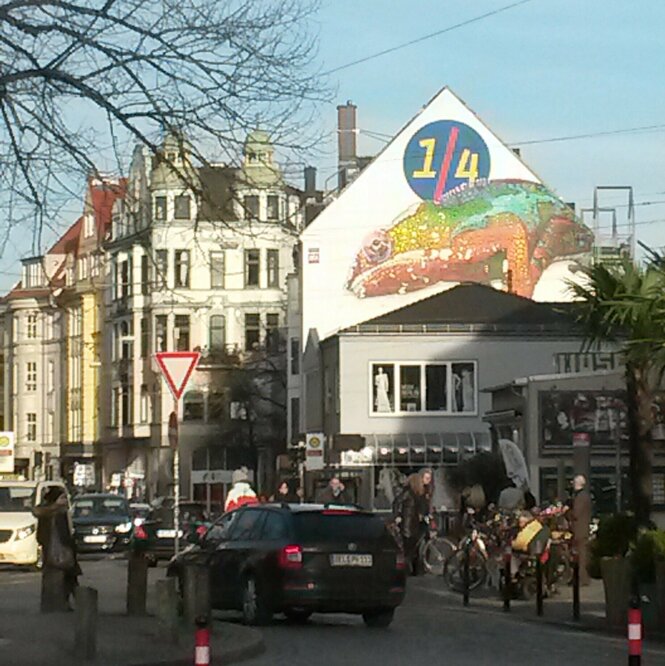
362, 608, 395, 629
242, 575, 272, 626
284, 608, 313, 624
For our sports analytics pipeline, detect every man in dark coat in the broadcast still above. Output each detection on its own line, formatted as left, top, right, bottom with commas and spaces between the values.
317, 476, 350, 505
569, 474, 592, 585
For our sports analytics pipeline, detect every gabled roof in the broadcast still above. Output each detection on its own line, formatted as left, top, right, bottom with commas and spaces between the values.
90, 178, 127, 237
48, 217, 83, 255
349, 283, 576, 329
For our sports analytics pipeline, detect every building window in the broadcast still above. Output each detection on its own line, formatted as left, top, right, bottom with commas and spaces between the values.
243, 195, 260, 221
47, 360, 54, 392
290, 338, 300, 375
155, 249, 168, 289
174, 195, 191, 220
290, 397, 300, 440
84, 213, 95, 238
141, 254, 150, 295
112, 388, 120, 427
267, 249, 279, 288
140, 317, 149, 358
24, 262, 42, 288
209, 315, 225, 350
78, 256, 89, 280
154, 196, 167, 221
26, 362, 37, 392
140, 385, 149, 424
266, 313, 280, 353
267, 195, 279, 221
174, 250, 190, 288
121, 384, 133, 426
26, 314, 37, 339
210, 252, 224, 289
27, 413, 37, 442
183, 391, 204, 422
175, 315, 190, 351
245, 249, 260, 287
119, 259, 132, 298
155, 315, 168, 352
244, 313, 260, 351
370, 361, 477, 415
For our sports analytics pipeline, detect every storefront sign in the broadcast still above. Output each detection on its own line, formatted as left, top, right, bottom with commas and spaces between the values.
0, 432, 15, 474
305, 433, 325, 471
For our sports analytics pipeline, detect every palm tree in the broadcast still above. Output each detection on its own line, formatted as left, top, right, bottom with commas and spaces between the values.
570, 260, 665, 525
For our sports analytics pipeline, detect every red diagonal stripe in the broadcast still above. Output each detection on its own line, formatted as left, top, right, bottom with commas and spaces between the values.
433, 126, 459, 204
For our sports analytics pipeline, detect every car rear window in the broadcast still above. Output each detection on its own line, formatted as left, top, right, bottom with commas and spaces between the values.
293, 512, 386, 542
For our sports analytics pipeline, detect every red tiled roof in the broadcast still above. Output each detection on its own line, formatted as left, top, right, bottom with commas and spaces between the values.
90, 177, 127, 237
48, 216, 83, 255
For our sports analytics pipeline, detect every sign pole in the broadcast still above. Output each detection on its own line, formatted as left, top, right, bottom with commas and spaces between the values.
170, 407, 180, 557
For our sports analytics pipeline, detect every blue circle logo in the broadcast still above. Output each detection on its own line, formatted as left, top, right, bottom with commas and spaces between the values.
403, 120, 490, 201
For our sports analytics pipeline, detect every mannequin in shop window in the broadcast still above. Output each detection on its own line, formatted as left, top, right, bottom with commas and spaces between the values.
374, 367, 391, 412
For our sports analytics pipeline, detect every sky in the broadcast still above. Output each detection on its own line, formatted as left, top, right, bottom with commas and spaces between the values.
1, 0, 664, 290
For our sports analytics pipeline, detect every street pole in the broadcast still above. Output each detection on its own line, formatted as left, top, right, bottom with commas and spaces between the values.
614, 409, 622, 513
169, 408, 180, 557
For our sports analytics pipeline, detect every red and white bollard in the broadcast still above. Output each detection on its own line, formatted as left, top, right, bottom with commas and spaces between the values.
194, 616, 210, 666
628, 600, 642, 665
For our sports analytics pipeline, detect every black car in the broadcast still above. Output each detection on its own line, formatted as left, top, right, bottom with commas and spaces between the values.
72, 493, 133, 553
167, 503, 406, 627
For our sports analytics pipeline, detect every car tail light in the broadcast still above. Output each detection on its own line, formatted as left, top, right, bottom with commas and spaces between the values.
134, 525, 148, 540
322, 509, 355, 515
395, 552, 406, 570
279, 544, 303, 569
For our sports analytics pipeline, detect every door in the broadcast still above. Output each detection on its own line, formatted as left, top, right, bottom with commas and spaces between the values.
203, 511, 239, 609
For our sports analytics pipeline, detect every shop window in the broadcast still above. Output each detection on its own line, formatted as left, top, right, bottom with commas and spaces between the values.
183, 391, 204, 421
267, 249, 279, 288
174, 315, 190, 351
174, 195, 191, 220
244, 313, 260, 351
452, 362, 476, 413
267, 195, 279, 221
243, 195, 260, 221
154, 196, 167, 221
399, 365, 421, 412
244, 249, 260, 287
209, 315, 225, 351
210, 252, 224, 289
425, 365, 447, 411
174, 250, 190, 288
371, 364, 394, 413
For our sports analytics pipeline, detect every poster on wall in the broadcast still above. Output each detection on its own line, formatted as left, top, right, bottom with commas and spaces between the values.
539, 391, 628, 451
0, 432, 15, 474
302, 87, 594, 340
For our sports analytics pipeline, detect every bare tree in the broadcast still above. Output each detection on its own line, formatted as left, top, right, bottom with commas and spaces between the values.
0, 0, 326, 255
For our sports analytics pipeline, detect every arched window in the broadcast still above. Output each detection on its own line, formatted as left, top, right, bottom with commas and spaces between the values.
209, 315, 226, 351
183, 391, 204, 421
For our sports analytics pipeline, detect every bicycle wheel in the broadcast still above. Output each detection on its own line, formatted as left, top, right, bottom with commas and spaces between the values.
423, 537, 457, 576
444, 546, 488, 593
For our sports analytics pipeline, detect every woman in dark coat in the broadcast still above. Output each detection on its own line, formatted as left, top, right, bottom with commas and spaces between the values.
272, 480, 300, 503
32, 486, 80, 611
394, 472, 430, 575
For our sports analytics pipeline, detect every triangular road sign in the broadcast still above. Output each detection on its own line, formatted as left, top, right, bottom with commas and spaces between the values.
155, 351, 200, 401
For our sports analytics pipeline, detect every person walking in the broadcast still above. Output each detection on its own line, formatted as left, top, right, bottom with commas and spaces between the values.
32, 486, 81, 612
569, 474, 592, 585
394, 472, 430, 575
224, 467, 258, 512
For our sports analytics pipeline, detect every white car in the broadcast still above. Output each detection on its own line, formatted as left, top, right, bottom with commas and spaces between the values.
0, 480, 69, 567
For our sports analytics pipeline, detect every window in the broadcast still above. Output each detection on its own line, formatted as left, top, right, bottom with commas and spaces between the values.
84, 213, 95, 238
140, 385, 149, 423
27, 413, 37, 442
245, 249, 260, 287
243, 195, 260, 221
229, 509, 265, 541
205, 512, 239, 544
290, 397, 300, 440
154, 196, 167, 221
261, 512, 288, 540
24, 262, 42, 288
78, 256, 89, 280
155, 250, 168, 289
141, 255, 150, 295
174, 195, 191, 220
209, 315, 225, 351
210, 252, 225, 289
266, 313, 280, 353
267, 195, 279, 221
370, 362, 477, 415
155, 315, 168, 352
175, 315, 190, 351
140, 317, 149, 358
119, 259, 131, 298
26, 362, 37, 392
183, 391, 204, 421
174, 250, 190, 288
290, 338, 300, 375
245, 313, 260, 350
26, 314, 37, 339
112, 388, 120, 427
121, 384, 133, 426
267, 249, 279, 288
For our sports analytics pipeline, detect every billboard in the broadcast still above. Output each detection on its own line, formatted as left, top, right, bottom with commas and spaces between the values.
302, 87, 593, 340
0, 432, 15, 474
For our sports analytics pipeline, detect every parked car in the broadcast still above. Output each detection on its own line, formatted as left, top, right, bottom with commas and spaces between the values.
0, 480, 69, 568
136, 500, 211, 563
167, 503, 407, 627
129, 502, 151, 526
71, 493, 133, 553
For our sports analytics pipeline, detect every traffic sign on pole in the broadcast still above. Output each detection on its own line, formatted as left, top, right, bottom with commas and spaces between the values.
155, 352, 201, 401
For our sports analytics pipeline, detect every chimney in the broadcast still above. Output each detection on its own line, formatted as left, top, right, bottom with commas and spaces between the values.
337, 101, 357, 164
566, 202, 576, 212
304, 166, 317, 196
512, 147, 521, 157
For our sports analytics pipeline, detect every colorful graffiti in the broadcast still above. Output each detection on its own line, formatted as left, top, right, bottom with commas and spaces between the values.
346, 179, 594, 299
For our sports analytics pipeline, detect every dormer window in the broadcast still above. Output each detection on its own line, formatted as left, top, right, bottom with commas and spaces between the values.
267, 195, 279, 221
84, 213, 95, 238
24, 262, 42, 288
174, 195, 191, 220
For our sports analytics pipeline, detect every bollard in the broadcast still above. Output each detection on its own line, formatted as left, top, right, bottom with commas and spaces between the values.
502, 546, 511, 612
183, 564, 211, 626
126, 550, 148, 616
194, 615, 211, 666
40, 568, 67, 613
155, 578, 180, 644
74, 586, 98, 661
572, 548, 580, 621
535, 541, 544, 617
462, 541, 470, 607
628, 596, 642, 666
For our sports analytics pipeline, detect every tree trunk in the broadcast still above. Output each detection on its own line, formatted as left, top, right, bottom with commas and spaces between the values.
625, 361, 654, 525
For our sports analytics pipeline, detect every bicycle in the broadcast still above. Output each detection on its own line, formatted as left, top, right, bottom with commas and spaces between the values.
419, 515, 457, 576
443, 524, 489, 592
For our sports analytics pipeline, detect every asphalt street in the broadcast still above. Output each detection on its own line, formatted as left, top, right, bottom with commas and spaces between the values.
1, 558, 664, 665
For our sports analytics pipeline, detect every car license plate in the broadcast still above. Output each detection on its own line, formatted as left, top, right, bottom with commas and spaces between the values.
330, 554, 373, 567
157, 529, 177, 538
83, 535, 107, 544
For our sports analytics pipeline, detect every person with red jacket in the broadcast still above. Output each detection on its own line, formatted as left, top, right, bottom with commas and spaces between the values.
224, 467, 258, 512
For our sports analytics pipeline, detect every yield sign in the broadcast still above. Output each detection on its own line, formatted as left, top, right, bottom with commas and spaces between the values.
155, 351, 200, 401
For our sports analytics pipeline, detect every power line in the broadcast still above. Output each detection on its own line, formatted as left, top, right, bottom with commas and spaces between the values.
322, 0, 536, 75
511, 122, 665, 146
